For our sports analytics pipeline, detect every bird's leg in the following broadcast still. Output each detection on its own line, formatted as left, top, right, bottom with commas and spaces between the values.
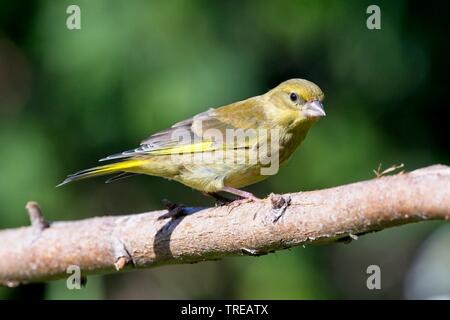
220, 186, 260, 214
202, 192, 233, 206
221, 186, 260, 201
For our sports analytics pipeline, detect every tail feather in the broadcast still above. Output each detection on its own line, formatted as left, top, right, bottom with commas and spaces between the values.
57, 159, 144, 187
105, 172, 139, 184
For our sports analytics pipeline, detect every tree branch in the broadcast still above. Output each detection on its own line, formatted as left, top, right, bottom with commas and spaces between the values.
0, 165, 449, 286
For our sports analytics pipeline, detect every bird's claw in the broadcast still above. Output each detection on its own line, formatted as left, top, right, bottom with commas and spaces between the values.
227, 197, 255, 213
159, 199, 187, 220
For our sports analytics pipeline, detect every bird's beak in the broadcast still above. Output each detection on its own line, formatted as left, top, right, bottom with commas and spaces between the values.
302, 100, 326, 118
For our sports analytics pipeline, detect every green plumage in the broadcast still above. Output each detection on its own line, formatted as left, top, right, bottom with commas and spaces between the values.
59, 79, 325, 196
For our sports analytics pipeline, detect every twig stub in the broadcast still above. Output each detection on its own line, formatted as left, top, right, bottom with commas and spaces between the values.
114, 257, 129, 271
25, 201, 49, 234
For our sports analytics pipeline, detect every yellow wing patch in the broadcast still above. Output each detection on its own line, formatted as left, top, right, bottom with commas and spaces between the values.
146, 141, 216, 155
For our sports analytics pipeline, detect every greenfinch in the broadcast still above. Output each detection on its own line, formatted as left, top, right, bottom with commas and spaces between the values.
58, 79, 325, 201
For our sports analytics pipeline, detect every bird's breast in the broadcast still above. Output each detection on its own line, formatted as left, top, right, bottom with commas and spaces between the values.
275, 120, 312, 165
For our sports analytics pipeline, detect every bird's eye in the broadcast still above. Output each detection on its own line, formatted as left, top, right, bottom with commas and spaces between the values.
289, 92, 298, 102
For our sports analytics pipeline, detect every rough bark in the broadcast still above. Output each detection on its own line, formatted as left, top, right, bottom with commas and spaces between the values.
0, 165, 449, 286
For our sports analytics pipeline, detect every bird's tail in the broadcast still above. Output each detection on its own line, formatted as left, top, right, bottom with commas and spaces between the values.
57, 159, 145, 187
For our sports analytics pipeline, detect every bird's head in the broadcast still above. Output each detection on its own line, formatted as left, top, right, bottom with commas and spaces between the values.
267, 78, 326, 120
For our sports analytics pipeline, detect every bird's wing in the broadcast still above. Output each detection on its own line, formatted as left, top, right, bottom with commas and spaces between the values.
100, 99, 267, 162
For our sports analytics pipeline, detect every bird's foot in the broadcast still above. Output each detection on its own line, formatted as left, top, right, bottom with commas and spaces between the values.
226, 192, 260, 214
202, 187, 260, 213
202, 192, 234, 207
159, 199, 188, 220
227, 197, 255, 213
270, 193, 291, 222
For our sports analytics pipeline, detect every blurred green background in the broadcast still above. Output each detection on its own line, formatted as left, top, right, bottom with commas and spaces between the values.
0, 0, 449, 299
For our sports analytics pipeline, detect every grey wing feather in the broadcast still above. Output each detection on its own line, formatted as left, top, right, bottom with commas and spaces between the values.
140, 108, 214, 145
99, 109, 216, 162
99, 144, 159, 162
